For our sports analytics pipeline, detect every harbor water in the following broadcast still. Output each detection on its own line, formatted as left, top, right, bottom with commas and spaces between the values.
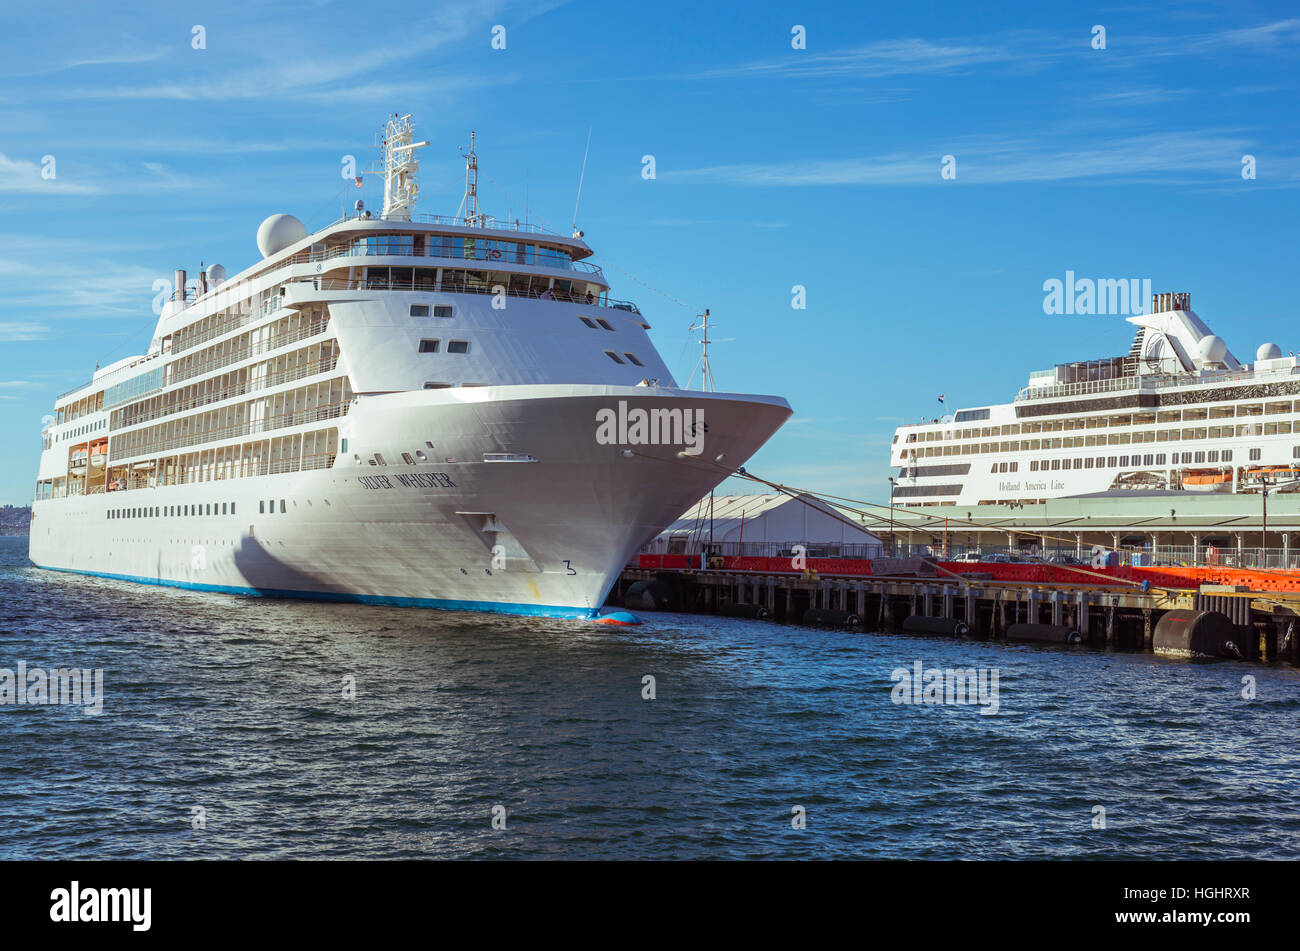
2, 537, 1298, 859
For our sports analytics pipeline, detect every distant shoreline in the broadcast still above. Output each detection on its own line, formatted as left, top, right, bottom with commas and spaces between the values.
0, 505, 32, 537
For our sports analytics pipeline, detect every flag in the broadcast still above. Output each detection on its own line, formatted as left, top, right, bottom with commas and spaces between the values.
937, 394, 945, 404
355, 177, 363, 188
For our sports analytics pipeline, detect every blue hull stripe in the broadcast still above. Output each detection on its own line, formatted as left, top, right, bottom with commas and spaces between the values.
31, 563, 603, 620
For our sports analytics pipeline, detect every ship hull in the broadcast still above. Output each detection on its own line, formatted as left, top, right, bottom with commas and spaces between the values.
29, 385, 791, 619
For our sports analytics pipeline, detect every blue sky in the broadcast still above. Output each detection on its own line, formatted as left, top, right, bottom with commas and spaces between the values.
2, 0, 1298, 505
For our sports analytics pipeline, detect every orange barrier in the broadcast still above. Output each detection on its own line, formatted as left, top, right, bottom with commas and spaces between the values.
633, 554, 1300, 593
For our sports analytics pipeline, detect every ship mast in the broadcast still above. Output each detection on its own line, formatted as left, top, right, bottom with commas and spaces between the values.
687, 309, 716, 392
457, 132, 485, 227
378, 113, 427, 220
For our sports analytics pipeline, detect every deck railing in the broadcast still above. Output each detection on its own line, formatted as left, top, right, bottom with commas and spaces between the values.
110, 401, 349, 462
114, 356, 340, 430
288, 276, 641, 313
279, 242, 604, 276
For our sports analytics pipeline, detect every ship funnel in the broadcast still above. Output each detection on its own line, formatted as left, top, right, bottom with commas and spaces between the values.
175, 269, 186, 303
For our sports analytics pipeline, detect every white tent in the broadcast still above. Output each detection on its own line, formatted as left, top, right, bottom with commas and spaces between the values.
643, 492, 882, 557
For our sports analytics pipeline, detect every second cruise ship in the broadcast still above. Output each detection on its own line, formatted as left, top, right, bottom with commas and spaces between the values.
891, 292, 1299, 509
29, 114, 792, 619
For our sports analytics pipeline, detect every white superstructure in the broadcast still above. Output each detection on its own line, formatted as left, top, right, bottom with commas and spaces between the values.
890, 293, 1300, 509
30, 114, 792, 619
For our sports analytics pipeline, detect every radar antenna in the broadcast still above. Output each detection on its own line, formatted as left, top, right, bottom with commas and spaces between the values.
686, 309, 716, 392
374, 113, 427, 220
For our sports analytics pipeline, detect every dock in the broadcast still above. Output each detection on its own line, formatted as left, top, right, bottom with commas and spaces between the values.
616, 560, 1300, 665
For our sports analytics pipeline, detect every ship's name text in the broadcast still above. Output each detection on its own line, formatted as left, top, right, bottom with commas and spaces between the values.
358, 473, 457, 491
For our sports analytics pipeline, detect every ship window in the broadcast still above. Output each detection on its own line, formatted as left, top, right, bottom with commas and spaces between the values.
623, 353, 645, 366
1062, 459, 1071, 470
402, 452, 415, 465
1107, 456, 1117, 467
415, 450, 427, 461
604, 351, 625, 364
280, 499, 286, 513
1050, 459, 1060, 470
1194, 452, 1205, 463
596, 318, 615, 331
410, 304, 430, 317
260, 501, 265, 513
1084, 458, 1093, 469
1120, 456, 1130, 466
1144, 454, 1154, 466
374, 453, 387, 466
579, 317, 597, 328
418, 338, 440, 353
222, 503, 228, 514
990, 463, 998, 473
341, 439, 348, 453
1223, 450, 1232, 461
448, 340, 470, 354
1030, 461, 1038, 472
1250, 448, 1261, 461
424, 382, 451, 389
434, 305, 453, 318
1009, 462, 1018, 472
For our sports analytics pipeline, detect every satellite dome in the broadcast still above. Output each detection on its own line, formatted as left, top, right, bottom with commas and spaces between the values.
206, 263, 227, 287
256, 214, 306, 258
1197, 334, 1228, 364
1257, 342, 1282, 361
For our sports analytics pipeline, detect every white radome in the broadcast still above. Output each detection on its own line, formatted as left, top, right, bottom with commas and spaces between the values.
1257, 342, 1282, 361
206, 263, 227, 287
1197, 334, 1227, 363
256, 214, 306, 258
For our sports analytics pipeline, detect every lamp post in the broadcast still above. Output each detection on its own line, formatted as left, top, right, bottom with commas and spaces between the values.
1261, 476, 1269, 569
888, 477, 897, 555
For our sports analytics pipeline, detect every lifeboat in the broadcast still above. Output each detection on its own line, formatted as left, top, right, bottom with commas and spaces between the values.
68, 444, 88, 473
1182, 468, 1231, 492
89, 438, 108, 468
1243, 465, 1300, 485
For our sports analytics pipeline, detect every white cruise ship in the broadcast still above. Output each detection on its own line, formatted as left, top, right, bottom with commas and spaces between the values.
890, 293, 1300, 509
29, 114, 792, 620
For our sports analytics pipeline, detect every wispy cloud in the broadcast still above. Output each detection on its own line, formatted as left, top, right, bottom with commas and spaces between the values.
0, 153, 100, 195
693, 35, 1040, 82
0, 322, 48, 342
666, 129, 1300, 187
46, 2, 522, 104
